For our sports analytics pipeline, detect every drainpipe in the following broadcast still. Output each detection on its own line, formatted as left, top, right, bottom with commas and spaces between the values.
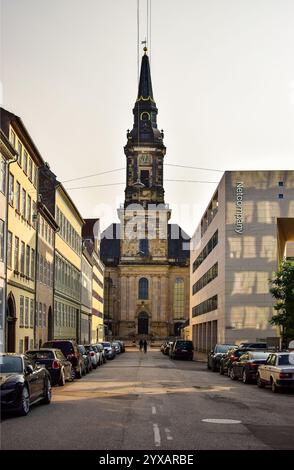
3, 152, 18, 352
33, 200, 40, 348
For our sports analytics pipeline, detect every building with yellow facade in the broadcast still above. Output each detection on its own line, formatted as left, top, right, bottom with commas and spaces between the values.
1, 108, 44, 353
0, 128, 18, 352
39, 164, 84, 342
83, 219, 104, 343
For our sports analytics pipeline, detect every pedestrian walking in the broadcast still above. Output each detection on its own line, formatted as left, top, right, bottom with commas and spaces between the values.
139, 339, 143, 351
143, 339, 148, 354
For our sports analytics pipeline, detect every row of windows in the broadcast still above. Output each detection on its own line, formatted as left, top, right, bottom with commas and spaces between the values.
173, 277, 185, 318
55, 254, 81, 301
7, 232, 35, 279
54, 301, 77, 328
35, 302, 47, 328
37, 254, 53, 287
192, 295, 218, 318
8, 173, 37, 226
19, 297, 34, 328
192, 230, 218, 272
10, 129, 38, 187
39, 215, 54, 246
56, 207, 81, 255
192, 263, 218, 295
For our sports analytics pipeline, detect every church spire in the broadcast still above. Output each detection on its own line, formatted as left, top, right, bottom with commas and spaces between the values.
126, 49, 164, 147
137, 47, 154, 101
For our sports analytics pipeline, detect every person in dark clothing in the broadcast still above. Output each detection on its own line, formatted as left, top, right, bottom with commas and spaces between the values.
143, 339, 148, 353
139, 339, 143, 351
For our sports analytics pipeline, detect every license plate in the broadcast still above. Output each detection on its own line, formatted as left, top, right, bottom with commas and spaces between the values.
181, 349, 187, 352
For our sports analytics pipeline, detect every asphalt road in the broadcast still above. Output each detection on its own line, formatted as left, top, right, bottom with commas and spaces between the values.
1, 350, 294, 450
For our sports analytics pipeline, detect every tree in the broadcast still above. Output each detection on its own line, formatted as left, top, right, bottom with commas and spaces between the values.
269, 261, 294, 349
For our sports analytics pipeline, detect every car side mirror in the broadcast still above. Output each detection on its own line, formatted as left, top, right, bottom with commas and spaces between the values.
25, 365, 34, 375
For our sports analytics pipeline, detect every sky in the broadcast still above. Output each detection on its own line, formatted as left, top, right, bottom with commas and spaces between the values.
1, 0, 294, 236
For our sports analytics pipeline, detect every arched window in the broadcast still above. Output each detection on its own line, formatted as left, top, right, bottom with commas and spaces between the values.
139, 239, 149, 256
173, 277, 185, 319
139, 277, 148, 299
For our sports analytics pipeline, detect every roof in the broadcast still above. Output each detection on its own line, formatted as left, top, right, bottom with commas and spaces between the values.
56, 182, 84, 225
137, 52, 154, 100
0, 107, 45, 166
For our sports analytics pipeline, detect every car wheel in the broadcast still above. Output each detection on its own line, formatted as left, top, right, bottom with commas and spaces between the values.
227, 367, 231, 377
230, 368, 238, 381
43, 377, 52, 404
58, 368, 66, 386
70, 367, 75, 381
82, 365, 86, 376
18, 386, 30, 416
242, 369, 250, 384
211, 361, 217, 372
219, 364, 224, 375
257, 374, 265, 388
271, 378, 279, 393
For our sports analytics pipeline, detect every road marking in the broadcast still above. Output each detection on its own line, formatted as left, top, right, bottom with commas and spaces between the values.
153, 423, 161, 447
152, 406, 156, 415
202, 418, 242, 424
165, 428, 173, 441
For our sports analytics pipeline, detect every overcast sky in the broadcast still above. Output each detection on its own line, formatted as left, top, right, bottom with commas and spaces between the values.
1, 0, 294, 236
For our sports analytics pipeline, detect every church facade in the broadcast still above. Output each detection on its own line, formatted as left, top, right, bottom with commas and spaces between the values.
101, 49, 190, 341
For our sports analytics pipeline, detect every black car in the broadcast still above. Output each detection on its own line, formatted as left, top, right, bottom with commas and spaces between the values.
230, 351, 270, 383
170, 340, 194, 360
207, 344, 236, 371
78, 345, 92, 374
219, 346, 239, 375
101, 342, 116, 360
238, 342, 268, 349
42, 340, 84, 379
26, 348, 73, 386
0, 353, 51, 416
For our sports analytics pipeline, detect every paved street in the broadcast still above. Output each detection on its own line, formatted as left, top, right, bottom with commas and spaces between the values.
1, 350, 294, 450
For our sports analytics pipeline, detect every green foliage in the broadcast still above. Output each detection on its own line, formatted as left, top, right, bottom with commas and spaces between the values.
269, 261, 294, 347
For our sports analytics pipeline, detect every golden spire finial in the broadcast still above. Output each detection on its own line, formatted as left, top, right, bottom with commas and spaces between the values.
141, 39, 148, 54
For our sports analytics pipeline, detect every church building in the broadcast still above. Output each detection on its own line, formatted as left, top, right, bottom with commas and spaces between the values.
100, 48, 190, 341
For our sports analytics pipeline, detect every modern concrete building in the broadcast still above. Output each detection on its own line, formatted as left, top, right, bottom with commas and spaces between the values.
190, 170, 294, 354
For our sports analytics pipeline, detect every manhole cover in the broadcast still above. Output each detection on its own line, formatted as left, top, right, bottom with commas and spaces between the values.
202, 418, 242, 424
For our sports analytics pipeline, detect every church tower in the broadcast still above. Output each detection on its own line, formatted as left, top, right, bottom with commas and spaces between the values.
101, 48, 190, 341
119, 48, 171, 263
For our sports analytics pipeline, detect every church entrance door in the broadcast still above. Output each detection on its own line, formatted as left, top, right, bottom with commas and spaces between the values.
138, 312, 149, 335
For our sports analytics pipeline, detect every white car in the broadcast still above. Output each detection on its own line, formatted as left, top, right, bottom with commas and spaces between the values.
257, 352, 294, 393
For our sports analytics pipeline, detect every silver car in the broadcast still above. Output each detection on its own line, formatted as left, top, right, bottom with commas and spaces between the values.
257, 352, 294, 393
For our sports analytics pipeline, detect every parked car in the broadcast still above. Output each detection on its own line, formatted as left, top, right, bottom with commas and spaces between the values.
207, 344, 236, 371
238, 342, 268, 349
78, 345, 92, 374
94, 343, 105, 365
257, 352, 294, 393
0, 353, 51, 416
42, 340, 84, 379
219, 346, 238, 375
170, 340, 194, 360
229, 351, 270, 383
163, 341, 174, 356
112, 341, 121, 354
160, 342, 167, 353
101, 342, 116, 360
116, 340, 125, 353
84, 345, 99, 369
97, 343, 107, 363
26, 348, 73, 386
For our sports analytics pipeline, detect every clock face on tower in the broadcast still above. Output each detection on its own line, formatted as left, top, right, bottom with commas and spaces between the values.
138, 154, 152, 166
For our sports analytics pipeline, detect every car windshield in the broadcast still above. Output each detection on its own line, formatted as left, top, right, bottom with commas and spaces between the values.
78, 346, 86, 354
216, 345, 235, 353
102, 342, 111, 348
176, 341, 193, 349
278, 354, 294, 366
26, 350, 54, 360
84, 345, 93, 351
0, 356, 23, 373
